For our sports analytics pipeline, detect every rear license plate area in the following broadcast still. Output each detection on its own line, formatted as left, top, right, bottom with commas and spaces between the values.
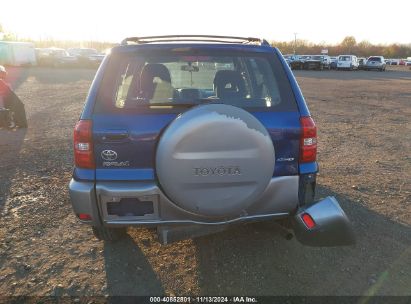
107, 198, 154, 216
101, 195, 159, 221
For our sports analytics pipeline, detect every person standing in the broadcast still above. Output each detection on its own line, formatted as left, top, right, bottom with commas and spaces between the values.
0, 65, 27, 128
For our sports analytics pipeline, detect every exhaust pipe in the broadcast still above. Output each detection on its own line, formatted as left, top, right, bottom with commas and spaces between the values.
292, 196, 355, 247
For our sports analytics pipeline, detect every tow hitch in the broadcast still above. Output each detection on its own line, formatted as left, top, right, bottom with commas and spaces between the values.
292, 196, 356, 246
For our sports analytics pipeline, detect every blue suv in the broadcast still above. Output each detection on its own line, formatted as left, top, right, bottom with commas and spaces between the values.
69, 35, 355, 246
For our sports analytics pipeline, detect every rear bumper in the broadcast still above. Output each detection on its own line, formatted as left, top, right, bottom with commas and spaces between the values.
337, 65, 352, 69
69, 176, 300, 226
68, 179, 101, 226
304, 62, 322, 69
365, 65, 384, 70
69, 177, 355, 246
293, 196, 355, 246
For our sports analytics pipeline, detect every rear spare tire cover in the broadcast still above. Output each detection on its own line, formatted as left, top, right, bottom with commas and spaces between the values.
156, 104, 275, 217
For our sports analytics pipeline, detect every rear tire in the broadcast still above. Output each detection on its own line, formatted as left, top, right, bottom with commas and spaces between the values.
92, 226, 127, 242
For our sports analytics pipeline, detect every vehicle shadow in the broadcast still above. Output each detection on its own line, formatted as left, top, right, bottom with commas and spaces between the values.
0, 128, 27, 214
103, 235, 165, 296
0, 89, 80, 217
0, 68, 42, 214
194, 184, 411, 296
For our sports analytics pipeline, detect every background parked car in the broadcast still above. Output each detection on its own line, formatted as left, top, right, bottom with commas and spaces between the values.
292, 55, 307, 70
330, 56, 338, 69
337, 55, 359, 70
67, 48, 104, 67
390, 59, 399, 65
321, 55, 331, 69
298, 55, 311, 70
0, 41, 37, 66
284, 54, 305, 70
358, 57, 367, 70
303, 55, 330, 70
283, 54, 296, 69
36, 48, 77, 67
365, 56, 386, 71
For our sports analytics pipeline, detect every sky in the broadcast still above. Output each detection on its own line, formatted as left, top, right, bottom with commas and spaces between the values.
1, 0, 410, 45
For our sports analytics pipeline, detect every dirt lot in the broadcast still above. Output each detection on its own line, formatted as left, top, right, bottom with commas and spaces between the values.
0, 66, 410, 297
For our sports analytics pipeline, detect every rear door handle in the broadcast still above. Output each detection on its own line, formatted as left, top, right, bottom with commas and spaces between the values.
100, 130, 129, 142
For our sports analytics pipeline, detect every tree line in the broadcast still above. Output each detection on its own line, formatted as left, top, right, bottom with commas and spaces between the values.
272, 36, 411, 59
1, 24, 410, 59
0, 23, 115, 51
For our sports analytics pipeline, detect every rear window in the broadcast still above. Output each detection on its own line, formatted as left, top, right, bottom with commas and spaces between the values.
339, 56, 351, 61
368, 57, 381, 62
95, 48, 297, 113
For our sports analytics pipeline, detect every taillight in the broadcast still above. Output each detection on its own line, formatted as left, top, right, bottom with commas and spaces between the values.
74, 120, 94, 168
301, 213, 316, 229
300, 116, 317, 163
78, 213, 92, 221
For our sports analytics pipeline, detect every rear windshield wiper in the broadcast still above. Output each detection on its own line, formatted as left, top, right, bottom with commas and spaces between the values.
126, 97, 221, 107
126, 97, 188, 107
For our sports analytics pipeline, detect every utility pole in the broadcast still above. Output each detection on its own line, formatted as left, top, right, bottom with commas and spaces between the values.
293, 33, 298, 55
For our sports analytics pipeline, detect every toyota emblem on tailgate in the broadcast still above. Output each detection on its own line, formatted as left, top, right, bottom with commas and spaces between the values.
101, 150, 118, 161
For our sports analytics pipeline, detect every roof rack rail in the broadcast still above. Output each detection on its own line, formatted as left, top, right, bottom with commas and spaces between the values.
120, 35, 270, 46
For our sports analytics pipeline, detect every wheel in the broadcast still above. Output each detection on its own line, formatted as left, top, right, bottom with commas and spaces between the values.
92, 226, 127, 242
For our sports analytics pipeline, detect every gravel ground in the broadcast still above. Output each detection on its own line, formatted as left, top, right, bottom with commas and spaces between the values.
0, 66, 410, 297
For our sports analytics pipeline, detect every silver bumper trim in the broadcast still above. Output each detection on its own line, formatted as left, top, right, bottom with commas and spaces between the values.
104, 212, 289, 226
69, 176, 299, 226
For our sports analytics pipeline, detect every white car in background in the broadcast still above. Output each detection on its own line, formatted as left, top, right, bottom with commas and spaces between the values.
337, 55, 359, 70
365, 56, 386, 71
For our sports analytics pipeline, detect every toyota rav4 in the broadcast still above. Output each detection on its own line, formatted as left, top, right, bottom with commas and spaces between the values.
69, 35, 355, 246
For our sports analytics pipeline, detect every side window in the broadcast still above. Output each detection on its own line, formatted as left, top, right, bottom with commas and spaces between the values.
247, 58, 281, 106
114, 63, 134, 108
